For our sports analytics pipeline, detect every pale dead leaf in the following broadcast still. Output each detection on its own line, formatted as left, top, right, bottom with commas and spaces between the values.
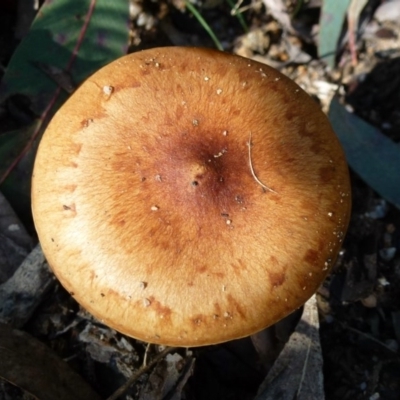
374, 0, 400, 22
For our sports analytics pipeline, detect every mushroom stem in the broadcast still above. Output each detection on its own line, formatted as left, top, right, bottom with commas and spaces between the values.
248, 132, 277, 194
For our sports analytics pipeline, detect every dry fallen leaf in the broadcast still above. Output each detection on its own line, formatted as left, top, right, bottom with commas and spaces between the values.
0, 323, 101, 400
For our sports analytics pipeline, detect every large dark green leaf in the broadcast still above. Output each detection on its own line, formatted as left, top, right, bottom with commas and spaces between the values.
329, 96, 400, 209
0, 0, 130, 220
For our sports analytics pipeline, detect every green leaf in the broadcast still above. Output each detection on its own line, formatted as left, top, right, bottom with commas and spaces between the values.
0, 0, 130, 221
0, 0, 130, 114
318, 0, 351, 69
329, 96, 400, 209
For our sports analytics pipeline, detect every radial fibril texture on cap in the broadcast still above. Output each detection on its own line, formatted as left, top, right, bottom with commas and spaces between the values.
31, 47, 351, 347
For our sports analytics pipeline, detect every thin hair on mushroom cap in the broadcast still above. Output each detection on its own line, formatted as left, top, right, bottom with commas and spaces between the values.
31, 47, 351, 347
247, 132, 277, 194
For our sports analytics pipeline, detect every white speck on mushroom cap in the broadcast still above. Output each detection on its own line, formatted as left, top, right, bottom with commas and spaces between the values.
143, 298, 151, 307
103, 85, 114, 95
139, 281, 147, 289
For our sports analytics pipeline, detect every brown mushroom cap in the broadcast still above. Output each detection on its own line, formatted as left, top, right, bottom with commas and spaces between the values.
32, 47, 351, 347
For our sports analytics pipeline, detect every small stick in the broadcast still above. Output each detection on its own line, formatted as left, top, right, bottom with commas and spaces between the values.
248, 132, 277, 193
341, 323, 398, 355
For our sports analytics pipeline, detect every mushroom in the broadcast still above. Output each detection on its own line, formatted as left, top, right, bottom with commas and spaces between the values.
31, 47, 351, 347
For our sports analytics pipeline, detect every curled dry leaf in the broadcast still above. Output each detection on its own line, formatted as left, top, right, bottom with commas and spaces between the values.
374, 0, 400, 22
141, 353, 195, 400
78, 322, 139, 378
106, 346, 179, 400
261, 0, 293, 33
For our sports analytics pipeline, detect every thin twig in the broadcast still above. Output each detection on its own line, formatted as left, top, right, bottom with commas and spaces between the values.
106, 346, 178, 400
342, 323, 398, 355
248, 132, 277, 193
233, 0, 262, 14
143, 342, 151, 367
